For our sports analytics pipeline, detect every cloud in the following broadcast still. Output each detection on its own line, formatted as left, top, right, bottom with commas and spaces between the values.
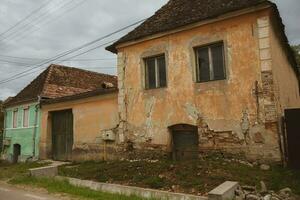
0, 0, 299, 99
0, 88, 15, 101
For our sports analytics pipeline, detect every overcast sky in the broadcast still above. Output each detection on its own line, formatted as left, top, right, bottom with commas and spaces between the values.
0, 0, 299, 100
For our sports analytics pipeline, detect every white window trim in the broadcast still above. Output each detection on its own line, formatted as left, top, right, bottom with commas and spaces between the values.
12, 109, 18, 129
22, 108, 30, 128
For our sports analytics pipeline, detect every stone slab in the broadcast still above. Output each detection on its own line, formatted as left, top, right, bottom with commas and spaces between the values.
208, 181, 239, 200
29, 166, 58, 177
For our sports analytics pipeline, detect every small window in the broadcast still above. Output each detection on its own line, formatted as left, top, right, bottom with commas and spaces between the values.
144, 55, 167, 89
23, 108, 29, 127
195, 42, 226, 82
13, 109, 18, 128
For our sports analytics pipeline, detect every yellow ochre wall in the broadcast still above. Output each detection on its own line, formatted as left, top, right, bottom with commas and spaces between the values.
39, 93, 118, 161
116, 7, 300, 161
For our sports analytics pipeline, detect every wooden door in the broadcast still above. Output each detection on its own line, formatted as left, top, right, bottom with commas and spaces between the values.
284, 109, 300, 169
171, 124, 199, 161
52, 110, 73, 161
13, 144, 21, 163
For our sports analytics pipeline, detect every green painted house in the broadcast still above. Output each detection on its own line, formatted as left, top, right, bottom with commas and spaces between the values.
2, 103, 40, 162
2, 64, 117, 162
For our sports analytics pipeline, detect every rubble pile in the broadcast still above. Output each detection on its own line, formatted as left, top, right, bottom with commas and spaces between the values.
235, 182, 298, 200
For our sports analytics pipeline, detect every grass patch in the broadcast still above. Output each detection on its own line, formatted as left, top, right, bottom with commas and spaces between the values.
10, 176, 154, 200
0, 161, 47, 180
59, 154, 300, 196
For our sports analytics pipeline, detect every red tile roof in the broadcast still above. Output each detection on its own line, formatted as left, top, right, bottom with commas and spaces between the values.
4, 64, 117, 107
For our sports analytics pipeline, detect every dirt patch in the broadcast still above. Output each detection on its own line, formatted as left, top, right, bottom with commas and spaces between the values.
59, 153, 300, 196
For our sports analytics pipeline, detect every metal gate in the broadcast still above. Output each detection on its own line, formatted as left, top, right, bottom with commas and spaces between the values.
52, 109, 73, 161
284, 109, 300, 169
170, 124, 199, 161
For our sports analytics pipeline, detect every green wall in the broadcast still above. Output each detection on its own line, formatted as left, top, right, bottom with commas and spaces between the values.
3, 102, 41, 162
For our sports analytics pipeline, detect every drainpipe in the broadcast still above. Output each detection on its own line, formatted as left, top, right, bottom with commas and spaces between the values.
32, 96, 41, 158
1, 110, 6, 153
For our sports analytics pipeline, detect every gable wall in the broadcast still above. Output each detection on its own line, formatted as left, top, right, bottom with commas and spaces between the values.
117, 8, 283, 161
39, 94, 119, 161
269, 17, 300, 113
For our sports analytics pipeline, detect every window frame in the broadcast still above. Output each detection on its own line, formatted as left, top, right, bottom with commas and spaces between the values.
23, 107, 29, 128
12, 109, 18, 128
194, 41, 226, 83
144, 54, 167, 90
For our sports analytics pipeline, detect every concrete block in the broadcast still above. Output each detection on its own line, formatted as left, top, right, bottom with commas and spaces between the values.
56, 176, 208, 200
208, 181, 239, 200
29, 166, 58, 177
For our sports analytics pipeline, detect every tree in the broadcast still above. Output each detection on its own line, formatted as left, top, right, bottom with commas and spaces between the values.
292, 45, 300, 72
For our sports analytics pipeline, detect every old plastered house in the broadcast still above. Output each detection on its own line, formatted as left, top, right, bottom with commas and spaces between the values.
2, 64, 118, 162
106, 0, 300, 162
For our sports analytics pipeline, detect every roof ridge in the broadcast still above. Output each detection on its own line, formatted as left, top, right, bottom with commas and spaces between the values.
49, 64, 117, 78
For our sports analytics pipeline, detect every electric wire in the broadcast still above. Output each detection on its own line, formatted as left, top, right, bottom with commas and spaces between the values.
0, 18, 145, 84
0, 0, 52, 39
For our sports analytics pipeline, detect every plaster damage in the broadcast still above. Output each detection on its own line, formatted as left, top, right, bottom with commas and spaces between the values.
112, 8, 300, 162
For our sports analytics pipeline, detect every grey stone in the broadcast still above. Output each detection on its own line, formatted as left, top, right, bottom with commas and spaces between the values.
246, 194, 261, 200
260, 181, 268, 193
279, 188, 292, 199
264, 194, 271, 200
270, 196, 281, 200
235, 188, 246, 200
260, 164, 271, 171
242, 186, 256, 192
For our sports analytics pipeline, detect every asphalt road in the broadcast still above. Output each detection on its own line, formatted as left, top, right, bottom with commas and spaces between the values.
0, 182, 64, 200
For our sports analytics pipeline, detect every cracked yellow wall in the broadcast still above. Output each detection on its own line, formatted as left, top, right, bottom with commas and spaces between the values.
39, 94, 118, 161
116, 8, 296, 161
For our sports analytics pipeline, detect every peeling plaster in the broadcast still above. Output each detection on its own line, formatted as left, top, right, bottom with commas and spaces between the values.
184, 102, 201, 121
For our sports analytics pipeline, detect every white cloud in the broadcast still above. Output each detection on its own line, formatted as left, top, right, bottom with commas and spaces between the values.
0, 88, 15, 101
0, 0, 299, 97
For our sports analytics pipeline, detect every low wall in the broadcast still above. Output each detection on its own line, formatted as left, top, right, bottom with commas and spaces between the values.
55, 176, 208, 200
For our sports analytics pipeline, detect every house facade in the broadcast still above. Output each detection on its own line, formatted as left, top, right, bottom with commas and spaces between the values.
2, 102, 40, 162
106, 0, 300, 161
39, 88, 118, 161
2, 64, 118, 162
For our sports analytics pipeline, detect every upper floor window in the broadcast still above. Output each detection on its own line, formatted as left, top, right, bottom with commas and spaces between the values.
195, 42, 226, 83
23, 108, 29, 127
144, 55, 167, 89
13, 109, 18, 128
